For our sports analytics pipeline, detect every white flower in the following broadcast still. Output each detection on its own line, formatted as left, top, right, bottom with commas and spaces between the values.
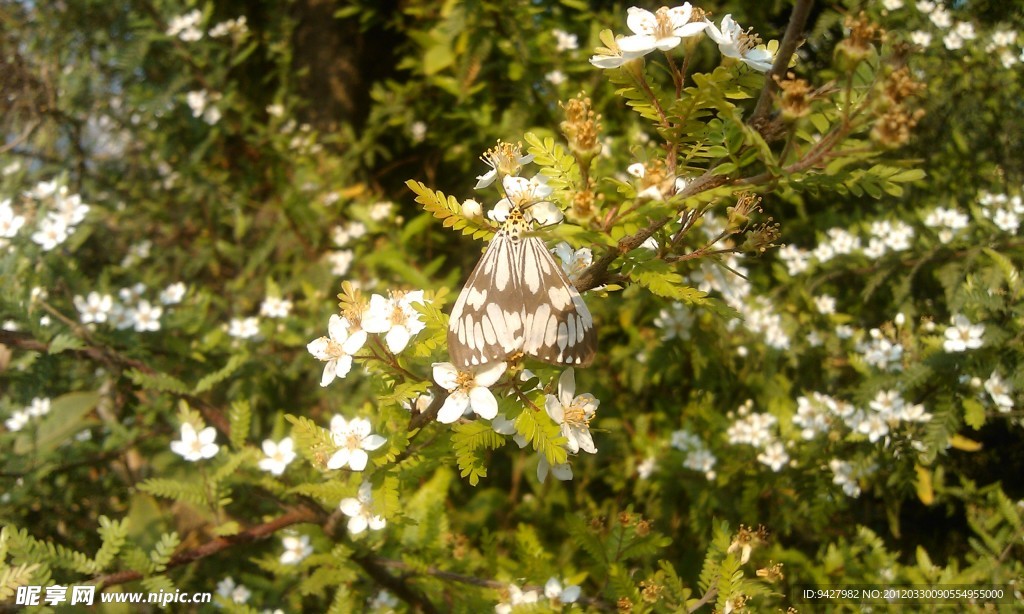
166, 9, 203, 41
857, 413, 889, 443
882, 0, 903, 9
462, 199, 483, 218
552, 28, 579, 51
545, 369, 599, 454
985, 371, 1014, 411
5, 410, 29, 432
617, 5, 709, 56
160, 282, 187, 305
339, 481, 386, 535
495, 584, 540, 614
327, 250, 354, 276
327, 416, 386, 471
757, 442, 789, 471
943, 31, 963, 51
26, 397, 50, 417
53, 191, 89, 225
915, 0, 935, 13
260, 296, 293, 318
537, 455, 573, 484
545, 69, 567, 85
910, 30, 932, 46
307, 315, 367, 386
705, 15, 774, 72
410, 120, 427, 143
552, 242, 592, 283
433, 362, 506, 423
170, 423, 219, 461
361, 291, 427, 353
131, 300, 162, 332
279, 534, 313, 565
0, 199, 26, 239
209, 16, 248, 39
74, 292, 114, 324
31, 215, 70, 250
929, 6, 952, 28
266, 103, 285, 118
954, 21, 976, 40
258, 437, 296, 475
943, 314, 984, 352
636, 455, 657, 479
813, 294, 836, 315
544, 577, 581, 605
216, 577, 250, 604
653, 302, 693, 341
589, 36, 646, 68
777, 244, 810, 275
992, 209, 1020, 233
475, 143, 534, 189
490, 175, 563, 225
227, 316, 260, 339
369, 201, 393, 221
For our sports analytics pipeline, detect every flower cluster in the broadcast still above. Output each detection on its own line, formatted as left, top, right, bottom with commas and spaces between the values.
73, 285, 166, 333
590, 5, 774, 73
307, 290, 428, 386
1, 179, 91, 253
671, 429, 717, 480
4, 398, 50, 432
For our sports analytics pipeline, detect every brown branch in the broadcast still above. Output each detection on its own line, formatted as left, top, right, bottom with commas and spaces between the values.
751, 0, 816, 122
352, 555, 441, 614
94, 505, 323, 589
574, 172, 731, 293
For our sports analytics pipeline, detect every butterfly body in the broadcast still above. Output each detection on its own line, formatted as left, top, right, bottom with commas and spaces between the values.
448, 204, 596, 368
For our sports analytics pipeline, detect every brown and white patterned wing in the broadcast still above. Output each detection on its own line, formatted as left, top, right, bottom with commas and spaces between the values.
447, 230, 526, 368
518, 236, 597, 366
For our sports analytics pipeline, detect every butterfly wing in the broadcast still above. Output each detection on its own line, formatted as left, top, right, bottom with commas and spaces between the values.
447, 230, 526, 368
519, 236, 597, 366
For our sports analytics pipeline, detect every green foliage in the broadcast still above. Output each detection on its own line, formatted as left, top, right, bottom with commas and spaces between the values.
406, 180, 494, 241
451, 420, 506, 486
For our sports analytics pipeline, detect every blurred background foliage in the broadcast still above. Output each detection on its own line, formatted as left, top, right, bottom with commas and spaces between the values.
1, 0, 1022, 611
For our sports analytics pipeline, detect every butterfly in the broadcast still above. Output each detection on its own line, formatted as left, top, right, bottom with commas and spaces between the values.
447, 201, 596, 368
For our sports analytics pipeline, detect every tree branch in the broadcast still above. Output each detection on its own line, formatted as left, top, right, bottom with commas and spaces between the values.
751, 0, 816, 122
93, 505, 323, 589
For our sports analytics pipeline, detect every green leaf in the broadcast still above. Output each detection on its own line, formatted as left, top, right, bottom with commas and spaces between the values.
126, 369, 189, 395
451, 420, 506, 485
514, 406, 567, 466
47, 333, 84, 355
228, 400, 251, 450
15, 391, 100, 455
405, 180, 494, 240
194, 353, 247, 394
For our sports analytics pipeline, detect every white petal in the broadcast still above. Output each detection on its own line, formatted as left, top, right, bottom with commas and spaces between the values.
545, 394, 564, 423
474, 361, 506, 387
361, 295, 392, 333
529, 201, 563, 226
341, 329, 367, 354
558, 368, 576, 407
576, 429, 597, 454
347, 514, 368, 535
617, 34, 658, 54
432, 362, 459, 390
327, 314, 350, 342
437, 392, 469, 423
469, 386, 498, 420
333, 354, 353, 379
550, 462, 573, 481
474, 169, 497, 190
368, 515, 386, 530
339, 497, 361, 516
385, 326, 411, 353
326, 448, 350, 469
626, 6, 656, 36
545, 578, 562, 599
349, 449, 369, 471
362, 434, 387, 451
561, 585, 581, 603
197, 426, 217, 445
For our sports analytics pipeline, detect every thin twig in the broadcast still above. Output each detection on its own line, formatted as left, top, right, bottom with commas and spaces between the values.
751, 0, 816, 122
